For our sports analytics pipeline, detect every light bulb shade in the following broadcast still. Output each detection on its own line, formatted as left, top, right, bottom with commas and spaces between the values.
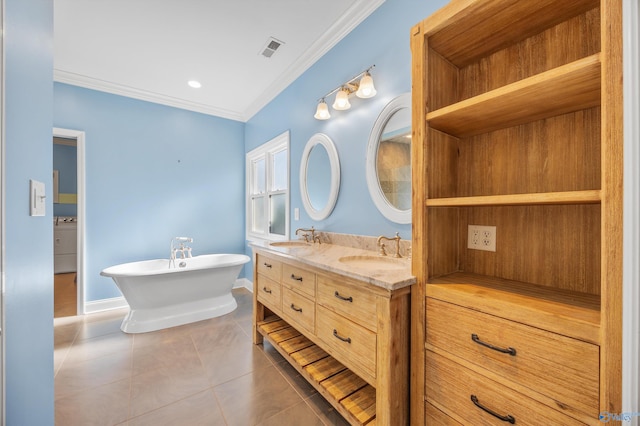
332, 89, 351, 110
314, 100, 331, 120
356, 73, 377, 98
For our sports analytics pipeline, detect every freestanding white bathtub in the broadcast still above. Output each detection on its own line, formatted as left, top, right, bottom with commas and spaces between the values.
100, 253, 250, 333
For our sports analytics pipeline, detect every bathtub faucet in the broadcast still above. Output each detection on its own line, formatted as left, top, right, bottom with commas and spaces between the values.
170, 237, 193, 268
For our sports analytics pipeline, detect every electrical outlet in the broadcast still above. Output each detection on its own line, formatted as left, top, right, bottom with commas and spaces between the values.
468, 225, 496, 252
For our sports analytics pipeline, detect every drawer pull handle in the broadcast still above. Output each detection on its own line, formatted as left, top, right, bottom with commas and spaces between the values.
333, 329, 351, 344
471, 395, 515, 424
263, 262, 272, 269
471, 334, 516, 356
290, 303, 303, 312
262, 287, 272, 294
290, 274, 303, 282
334, 291, 353, 302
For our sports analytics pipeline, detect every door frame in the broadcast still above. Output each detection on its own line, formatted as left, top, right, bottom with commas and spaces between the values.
53, 127, 86, 315
623, 0, 640, 416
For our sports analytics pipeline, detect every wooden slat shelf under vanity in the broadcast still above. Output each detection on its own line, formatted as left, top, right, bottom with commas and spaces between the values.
257, 316, 377, 426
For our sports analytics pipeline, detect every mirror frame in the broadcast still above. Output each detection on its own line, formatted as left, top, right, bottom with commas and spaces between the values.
300, 133, 341, 221
365, 92, 412, 224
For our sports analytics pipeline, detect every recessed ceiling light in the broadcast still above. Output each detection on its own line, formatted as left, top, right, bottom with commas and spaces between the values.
188, 80, 201, 88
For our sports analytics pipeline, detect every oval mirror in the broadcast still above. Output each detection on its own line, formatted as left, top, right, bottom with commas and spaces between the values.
366, 93, 411, 224
300, 133, 341, 221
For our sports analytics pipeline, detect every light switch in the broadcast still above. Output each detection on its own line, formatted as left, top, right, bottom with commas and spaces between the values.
294, 208, 299, 221
30, 179, 46, 216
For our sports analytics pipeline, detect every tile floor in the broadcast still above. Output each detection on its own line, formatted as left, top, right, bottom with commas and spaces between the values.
54, 288, 350, 426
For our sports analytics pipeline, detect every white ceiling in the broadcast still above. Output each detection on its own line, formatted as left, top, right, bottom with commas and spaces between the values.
53, 0, 385, 122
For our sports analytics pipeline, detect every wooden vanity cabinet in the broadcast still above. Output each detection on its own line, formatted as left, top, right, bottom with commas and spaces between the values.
410, 0, 623, 424
252, 249, 411, 425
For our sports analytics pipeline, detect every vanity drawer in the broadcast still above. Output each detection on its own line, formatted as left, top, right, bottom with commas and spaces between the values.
281, 287, 315, 334
256, 254, 282, 282
426, 297, 599, 417
316, 305, 376, 384
317, 276, 377, 332
425, 403, 462, 425
256, 275, 281, 313
281, 263, 316, 299
426, 350, 585, 425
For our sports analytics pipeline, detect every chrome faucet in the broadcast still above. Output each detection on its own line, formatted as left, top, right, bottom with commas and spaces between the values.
295, 226, 317, 243
377, 232, 402, 258
170, 237, 193, 268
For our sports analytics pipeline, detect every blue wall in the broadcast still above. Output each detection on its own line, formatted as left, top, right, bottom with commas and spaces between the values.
245, 0, 446, 241
54, 84, 246, 301
4, 0, 55, 423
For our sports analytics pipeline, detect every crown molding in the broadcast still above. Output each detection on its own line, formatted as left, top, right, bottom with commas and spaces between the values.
53, 70, 245, 121
54, 0, 385, 123
242, 0, 385, 121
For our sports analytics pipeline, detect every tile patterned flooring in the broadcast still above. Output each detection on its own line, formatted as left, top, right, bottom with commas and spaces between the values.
54, 288, 350, 426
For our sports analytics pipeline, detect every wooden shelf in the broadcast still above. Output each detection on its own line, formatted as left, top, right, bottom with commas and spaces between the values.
424, 0, 599, 67
257, 317, 376, 426
426, 190, 601, 207
426, 55, 601, 138
426, 273, 601, 344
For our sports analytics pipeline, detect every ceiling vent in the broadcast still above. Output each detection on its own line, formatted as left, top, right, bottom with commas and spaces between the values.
260, 37, 284, 58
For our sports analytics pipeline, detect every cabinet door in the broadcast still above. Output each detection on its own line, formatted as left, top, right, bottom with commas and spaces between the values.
256, 275, 281, 313
426, 351, 587, 426
256, 254, 282, 282
316, 276, 377, 332
281, 263, 316, 299
426, 297, 599, 417
281, 287, 315, 334
316, 305, 376, 385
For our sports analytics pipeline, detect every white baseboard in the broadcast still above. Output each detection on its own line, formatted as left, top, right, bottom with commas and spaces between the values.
84, 296, 129, 314
234, 278, 253, 292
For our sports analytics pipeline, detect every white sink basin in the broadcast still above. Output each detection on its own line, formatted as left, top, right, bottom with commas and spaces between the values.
338, 255, 408, 271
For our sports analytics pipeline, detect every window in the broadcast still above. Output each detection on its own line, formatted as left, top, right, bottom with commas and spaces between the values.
246, 131, 289, 241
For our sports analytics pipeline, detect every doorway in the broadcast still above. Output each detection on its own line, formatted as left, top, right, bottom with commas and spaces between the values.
53, 128, 86, 316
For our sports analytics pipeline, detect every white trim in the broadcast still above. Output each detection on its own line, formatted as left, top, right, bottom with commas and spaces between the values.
300, 133, 340, 221
233, 278, 253, 293
52, 128, 86, 315
1, 0, 5, 419
246, 131, 290, 242
53, 0, 385, 122
623, 0, 640, 418
366, 93, 412, 224
54, 70, 245, 122
84, 296, 128, 314
243, 0, 386, 121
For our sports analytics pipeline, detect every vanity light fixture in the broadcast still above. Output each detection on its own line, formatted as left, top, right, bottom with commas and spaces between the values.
314, 99, 331, 120
333, 87, 351, 110
314, 65, 376, 120
355, 71, 377, 98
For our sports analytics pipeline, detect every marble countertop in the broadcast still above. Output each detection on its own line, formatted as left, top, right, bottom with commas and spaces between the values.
249, 240, 416, 291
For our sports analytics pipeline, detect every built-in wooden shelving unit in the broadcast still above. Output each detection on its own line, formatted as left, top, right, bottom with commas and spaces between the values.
411, 0, 623, 423
427, 55, 602, 137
